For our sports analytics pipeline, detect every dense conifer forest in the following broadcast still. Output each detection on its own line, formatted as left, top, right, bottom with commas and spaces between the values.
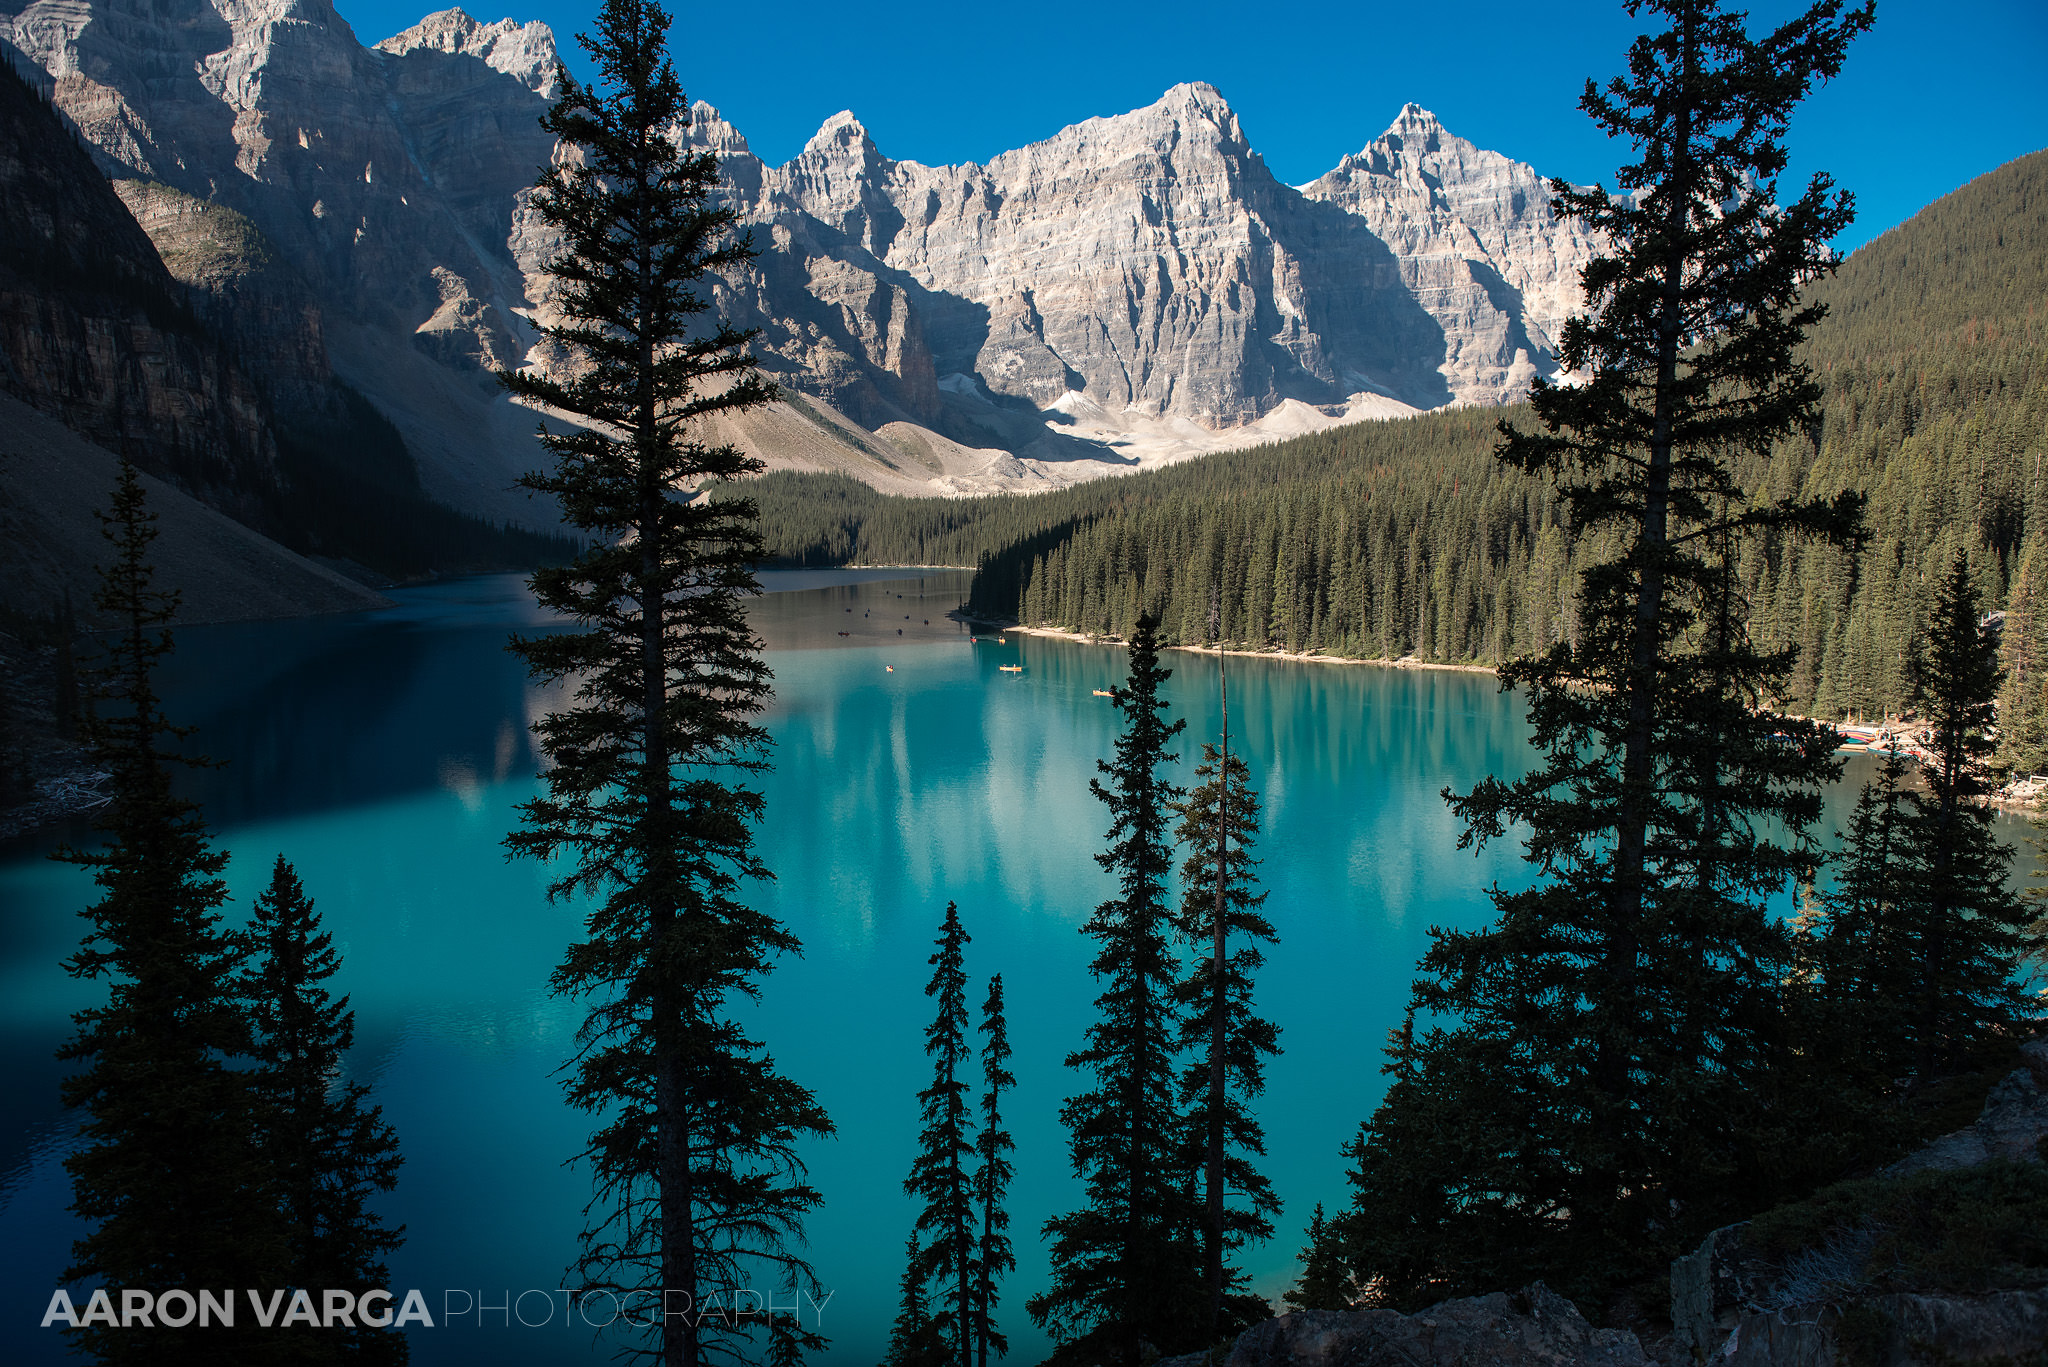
733, 147, 2046, 726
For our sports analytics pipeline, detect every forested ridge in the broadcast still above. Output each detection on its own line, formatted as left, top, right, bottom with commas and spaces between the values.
734, 147, 2047, 724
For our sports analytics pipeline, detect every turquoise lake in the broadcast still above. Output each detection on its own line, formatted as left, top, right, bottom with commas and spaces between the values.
0, 569, 2013, 1364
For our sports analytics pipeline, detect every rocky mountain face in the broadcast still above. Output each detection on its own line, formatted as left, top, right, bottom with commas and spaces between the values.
0, 56, 279, 524
109, 179, 332, 410
689, 84, 1597, 429
2, 0, 560, 522
1300, 102, 1601, 406
4, 1, 1604, 510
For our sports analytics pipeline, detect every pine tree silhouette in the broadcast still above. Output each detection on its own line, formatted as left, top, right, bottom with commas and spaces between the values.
497, 1, 827, 1361
884, 1235, 948, 1367
1031, 613, 1200, 1364
1902, 555, 2035, 1077
904, 902, 977, 1367
245, 854, 407, 1363
1341, 0, 1877, 1304
55, 459, 280, 1364
970, 975, 1015, 1367
1170, 660, 1279, 1339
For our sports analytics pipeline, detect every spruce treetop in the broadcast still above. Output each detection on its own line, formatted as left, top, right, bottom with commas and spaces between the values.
1510, 0, 1873, 549
1913, 553, 2002, 805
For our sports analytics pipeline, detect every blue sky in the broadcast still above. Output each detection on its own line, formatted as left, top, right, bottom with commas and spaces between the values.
340, 0, 2046, 254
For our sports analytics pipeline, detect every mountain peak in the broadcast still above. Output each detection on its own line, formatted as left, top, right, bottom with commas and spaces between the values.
1306, 104, 1485, 185
376, 9, 559, 97
1117, 80, 1248, 155
1150, 80, 1241, 128
685, 100, 752, 157
803, 109, 883, 161
1375, 102, 1456, 156
1160, 80, 1230, 108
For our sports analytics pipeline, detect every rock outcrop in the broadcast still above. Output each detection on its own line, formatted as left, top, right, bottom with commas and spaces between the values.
1885, 1038, 2048, 1177
1672, 1041, 2048, 1365
0, 55, 278, 522
1671, 1224, 1780, 1360
1159, 1284, 1647, 1367
1714, 1291, 2048, 1367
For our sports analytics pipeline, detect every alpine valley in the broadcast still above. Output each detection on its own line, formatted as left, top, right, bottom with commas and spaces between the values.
6, 3, 2048, 1365
1, 0, 2043, 721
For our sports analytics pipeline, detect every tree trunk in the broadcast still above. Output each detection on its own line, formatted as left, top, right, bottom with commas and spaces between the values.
1204, 659, 1228, 1336
634, 211, 694, 1367
1916, 699, 1962, 1080
1600, 0, 1698, 1207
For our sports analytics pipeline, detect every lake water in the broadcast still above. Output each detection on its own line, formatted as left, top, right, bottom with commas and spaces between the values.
0, 570, 2026, 1364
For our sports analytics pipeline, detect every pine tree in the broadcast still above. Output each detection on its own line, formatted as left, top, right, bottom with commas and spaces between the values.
1169, 662, 1279, 1339
1030, 614, 1199, 1365
884, 1236, 948, 1367
1805, 559, 2039, 1159
55, 459, 279, 1364
497, 3, 828, 1363
1282, 1205, 1348, 1312
244, 854, 407, 1364
1899, 554, 2036, 1077
1809, 751, 1914, 1068
1996, 531, 2048, 776
1786, 748, 1935, 1170
766, 1309, 805, 1367
1340, 0, 1876, 1305
905, 902, 977, 1367
970, 975, 1014, 1367
766, 1287, 825, 1367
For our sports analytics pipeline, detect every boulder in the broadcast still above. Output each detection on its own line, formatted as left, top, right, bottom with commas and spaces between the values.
1884, 1039, 2048, 1178
1717, 1290, 2048, 1367
1672, 1224, 1778, 1362
1159, 1284, 1648, 1367
1672, 1040, 2048, 1363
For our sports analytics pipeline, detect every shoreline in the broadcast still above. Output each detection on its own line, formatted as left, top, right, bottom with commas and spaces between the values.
982, 622, 2043, 813
776, 563, 977, 572
990, 621, 1500, 676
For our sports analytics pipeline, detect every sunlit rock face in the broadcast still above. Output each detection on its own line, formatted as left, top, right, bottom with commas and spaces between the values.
0, 51, 280, 522
1298, 102, 1602, 405
4, 2, 1602, 507
694, 82, 1588, 426
3, 1, 552, 336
